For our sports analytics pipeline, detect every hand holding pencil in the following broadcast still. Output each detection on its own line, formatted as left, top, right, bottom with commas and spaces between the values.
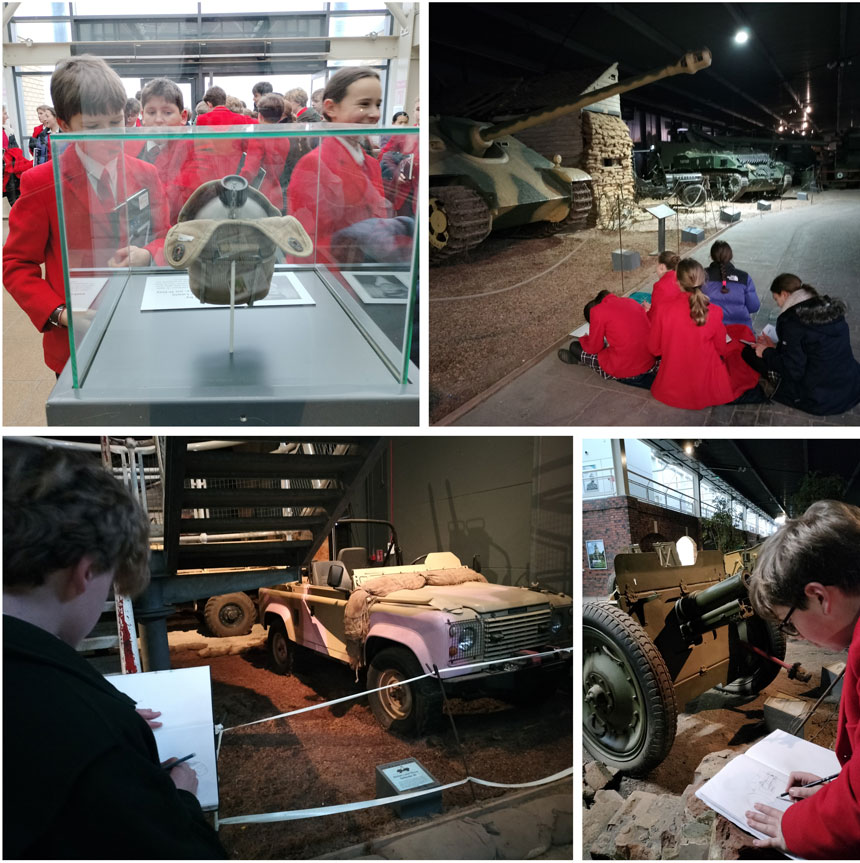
778, 770, 839, 800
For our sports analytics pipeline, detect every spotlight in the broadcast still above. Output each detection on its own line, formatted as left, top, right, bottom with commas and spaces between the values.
734, 29, 749, 44
775, 514, 787, 525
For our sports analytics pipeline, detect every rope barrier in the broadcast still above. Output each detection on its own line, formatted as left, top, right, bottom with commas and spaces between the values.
222, 646, 571, 733
214, 768, 574, 828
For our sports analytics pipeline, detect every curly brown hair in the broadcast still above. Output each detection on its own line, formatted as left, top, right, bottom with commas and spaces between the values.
3, 442, 150, 597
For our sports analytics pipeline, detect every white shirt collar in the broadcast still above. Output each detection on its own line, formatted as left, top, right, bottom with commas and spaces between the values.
336, 136, 366, 166
75, 143, 118, 197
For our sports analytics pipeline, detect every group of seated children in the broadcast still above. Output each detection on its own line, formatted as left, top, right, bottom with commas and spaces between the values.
3, 55, 416, 377
559, 240, 860, 416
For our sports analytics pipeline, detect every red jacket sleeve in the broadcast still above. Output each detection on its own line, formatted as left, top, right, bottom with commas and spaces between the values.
647, 304, 665, 357
782, 645, 860, 857
709, 305, 732, 358
579, 306, 608, 355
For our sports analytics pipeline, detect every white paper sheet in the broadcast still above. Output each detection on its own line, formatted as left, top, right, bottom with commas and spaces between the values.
68, 277, 109, 311
106, 666, 219, 810
140, 271, 315, 311
343, 271, 410, 305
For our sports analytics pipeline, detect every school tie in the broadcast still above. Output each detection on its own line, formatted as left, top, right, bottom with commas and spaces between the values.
96, 170, 115, 208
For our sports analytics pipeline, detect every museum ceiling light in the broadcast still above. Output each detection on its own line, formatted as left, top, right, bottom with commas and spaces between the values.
733, 29, 749, 45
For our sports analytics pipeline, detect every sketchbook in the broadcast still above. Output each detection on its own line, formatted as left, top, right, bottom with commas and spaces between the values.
695, 729, 840, 856
105, 665, 219, 810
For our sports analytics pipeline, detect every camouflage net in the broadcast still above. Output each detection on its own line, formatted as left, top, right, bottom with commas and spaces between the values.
344, 567, 488, 669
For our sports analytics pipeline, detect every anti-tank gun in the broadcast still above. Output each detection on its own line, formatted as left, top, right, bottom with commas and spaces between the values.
583, 544, 803, 776
429, 48, 712, 262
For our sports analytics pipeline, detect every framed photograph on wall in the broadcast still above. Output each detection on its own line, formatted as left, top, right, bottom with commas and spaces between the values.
586, 539, 607, 570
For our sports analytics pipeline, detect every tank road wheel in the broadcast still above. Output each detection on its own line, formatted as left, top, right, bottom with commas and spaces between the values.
560, 180, 593, 232
367, 647, 441, 735
583, 602, 677, 776
714, 617, 787, 698
429, 185, 492, 263
204, 592, 256, 637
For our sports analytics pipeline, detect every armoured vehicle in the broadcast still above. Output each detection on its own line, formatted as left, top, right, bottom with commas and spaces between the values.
659, 129, 792, 201
258, 519, 572, 733
429, 48, 712, 262
583, 543, 798, 776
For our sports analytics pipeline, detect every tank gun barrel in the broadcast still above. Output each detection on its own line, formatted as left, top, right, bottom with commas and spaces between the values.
674, 573, 750, 641
475, 48, 711, 148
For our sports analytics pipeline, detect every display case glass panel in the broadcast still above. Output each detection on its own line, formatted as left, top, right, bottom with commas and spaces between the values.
48, 122, 418, 425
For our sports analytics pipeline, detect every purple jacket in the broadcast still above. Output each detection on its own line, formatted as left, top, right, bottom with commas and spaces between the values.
703, 262, 760, 329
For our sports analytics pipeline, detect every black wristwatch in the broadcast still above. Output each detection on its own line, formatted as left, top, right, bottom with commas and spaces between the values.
48, 304, 66, 328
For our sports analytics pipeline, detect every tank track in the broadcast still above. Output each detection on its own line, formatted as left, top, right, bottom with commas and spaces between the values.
429, 185, 492, 262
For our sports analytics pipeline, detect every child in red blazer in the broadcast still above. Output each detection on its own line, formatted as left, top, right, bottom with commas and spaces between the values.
3, 55, 169, 375
746, 501, 860, 857
559, 290, 658, 387
647, 259, 760, 408
645, 250, 682, 321
287, 66, 393, 265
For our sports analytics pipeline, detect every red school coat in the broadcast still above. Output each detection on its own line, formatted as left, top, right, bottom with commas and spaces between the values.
578, 294, 656, 379
240, 132, 290, 211
647, 294, 750, 409
782, 613, 860, 857
137, 138, 195, 222
287, 136, 390, 265
3, 146, 169, 374
647, 269, 682, 321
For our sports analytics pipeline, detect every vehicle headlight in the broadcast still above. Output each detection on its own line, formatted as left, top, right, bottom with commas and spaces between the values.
448, 621, 481, 661
550, 613, 563, 635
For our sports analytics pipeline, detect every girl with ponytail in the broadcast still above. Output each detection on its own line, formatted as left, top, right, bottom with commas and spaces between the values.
702, 240, 760, 334
742, 273, 860, 415
647, 258, 761, 408
645, 249, 681, 320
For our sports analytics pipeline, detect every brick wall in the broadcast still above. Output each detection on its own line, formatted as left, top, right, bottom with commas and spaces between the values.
583, 495, 762, 599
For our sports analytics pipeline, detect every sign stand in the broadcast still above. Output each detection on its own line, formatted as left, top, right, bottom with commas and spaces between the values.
645, 203, 676, 256
375, 758, 443, 818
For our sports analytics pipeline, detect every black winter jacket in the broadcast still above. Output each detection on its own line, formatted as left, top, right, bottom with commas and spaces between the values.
760, 295, 860, 415
2, 615, 227, 859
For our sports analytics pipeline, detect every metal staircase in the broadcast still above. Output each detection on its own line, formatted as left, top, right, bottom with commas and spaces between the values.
138, 437, 387, 668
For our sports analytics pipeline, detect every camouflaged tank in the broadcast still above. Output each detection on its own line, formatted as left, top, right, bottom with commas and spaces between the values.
429, 48, 712, 263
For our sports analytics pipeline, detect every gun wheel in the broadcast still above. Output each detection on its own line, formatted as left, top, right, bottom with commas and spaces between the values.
429, 185, 492, 262
583, 602, 677, 776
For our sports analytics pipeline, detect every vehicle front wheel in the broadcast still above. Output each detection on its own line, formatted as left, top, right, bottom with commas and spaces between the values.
267, 617, 294, 675
367, 647, 440, 735
204, 592, 256, 637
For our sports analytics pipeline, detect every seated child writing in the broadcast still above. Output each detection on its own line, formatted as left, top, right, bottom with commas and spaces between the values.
558, 289, 658, 388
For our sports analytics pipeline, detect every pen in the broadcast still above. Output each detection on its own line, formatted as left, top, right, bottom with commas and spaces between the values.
777, 772, 840, 798
163, 752, 195, 771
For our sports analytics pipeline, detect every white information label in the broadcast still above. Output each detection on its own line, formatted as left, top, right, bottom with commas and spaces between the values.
68, 277, 108, 311
140, 272, 315, 311
381, 761, 435, 792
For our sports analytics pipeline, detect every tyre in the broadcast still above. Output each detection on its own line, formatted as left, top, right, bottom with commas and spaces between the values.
714, 617, 786, 697
681, 183, 706, 206
367, 647, 440, 735
583, 602, 677, 776
267, 617, 293, 675
204, 592, 256, 637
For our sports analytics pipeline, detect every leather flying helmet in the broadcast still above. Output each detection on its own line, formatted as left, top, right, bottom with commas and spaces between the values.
165, 175, 313, 305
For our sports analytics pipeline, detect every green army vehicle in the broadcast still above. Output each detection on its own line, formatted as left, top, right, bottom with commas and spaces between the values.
429, 48, 712, 263
583, 543, 794, 776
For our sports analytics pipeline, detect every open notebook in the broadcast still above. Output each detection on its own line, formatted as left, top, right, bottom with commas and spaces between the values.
106, 665, 219, 810
695, 729, 840, 857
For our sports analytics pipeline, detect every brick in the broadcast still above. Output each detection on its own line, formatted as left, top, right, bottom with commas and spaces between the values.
583, 789, 624, 852
584, 759, 617, 792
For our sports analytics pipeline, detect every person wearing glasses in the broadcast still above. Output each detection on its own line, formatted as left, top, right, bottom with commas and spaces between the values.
646, 258, 762, 409
744, 500, 860, 857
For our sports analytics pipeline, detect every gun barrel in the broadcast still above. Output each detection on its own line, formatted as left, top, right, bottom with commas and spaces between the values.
479, 48, 711, 144
674, 573, 748, 626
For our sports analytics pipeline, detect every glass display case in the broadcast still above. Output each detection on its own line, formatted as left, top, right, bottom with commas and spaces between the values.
45, 123, 419, 425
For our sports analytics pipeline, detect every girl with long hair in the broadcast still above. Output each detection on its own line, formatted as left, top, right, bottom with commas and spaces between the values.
703, 240, 760, 334
744, 273, 860, 415
648, 258, 761, 408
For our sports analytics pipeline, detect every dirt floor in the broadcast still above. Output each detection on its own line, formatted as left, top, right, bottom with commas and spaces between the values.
582, 632, 845, 857
166, 624, 572, 859
429, 194, 812, 423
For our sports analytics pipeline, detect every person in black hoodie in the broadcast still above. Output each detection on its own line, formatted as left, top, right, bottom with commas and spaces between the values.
743, 272, 860, 415
3, 441, 227, 860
